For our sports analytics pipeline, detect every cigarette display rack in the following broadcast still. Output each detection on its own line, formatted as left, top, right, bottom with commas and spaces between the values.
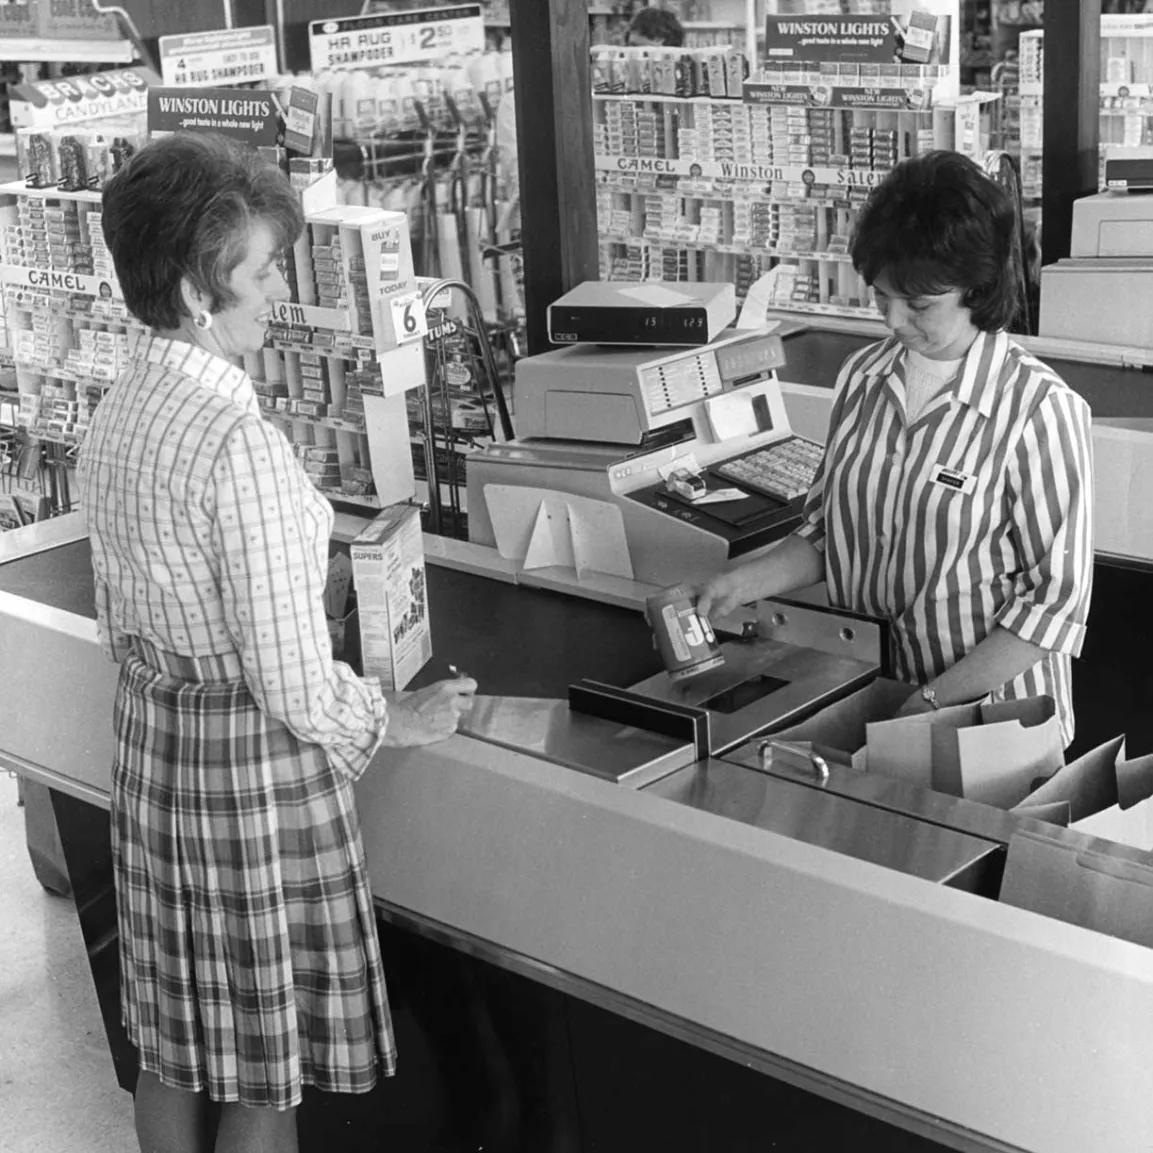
0, 180, 142, 518
593, 33, 981, 322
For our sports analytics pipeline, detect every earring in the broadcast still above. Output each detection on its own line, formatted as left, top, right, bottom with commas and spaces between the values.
194, 310, 213, 331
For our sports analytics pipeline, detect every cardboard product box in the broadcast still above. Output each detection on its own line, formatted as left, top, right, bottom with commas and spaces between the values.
350, 504, 431, 690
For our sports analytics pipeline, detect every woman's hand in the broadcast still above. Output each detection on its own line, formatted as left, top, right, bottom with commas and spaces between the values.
381, 675, 478, 748
694, 570, 751, 621
694, 536, 825, 621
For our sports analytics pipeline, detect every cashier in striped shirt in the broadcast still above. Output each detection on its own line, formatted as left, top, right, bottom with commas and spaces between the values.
697, 151, 1093, 747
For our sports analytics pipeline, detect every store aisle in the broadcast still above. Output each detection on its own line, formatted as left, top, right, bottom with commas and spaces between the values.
0, 773, 136, 1153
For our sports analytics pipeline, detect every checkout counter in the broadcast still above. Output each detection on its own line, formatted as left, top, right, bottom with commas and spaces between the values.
4, 507, 1153, 1152
5, 324, 1153, 1151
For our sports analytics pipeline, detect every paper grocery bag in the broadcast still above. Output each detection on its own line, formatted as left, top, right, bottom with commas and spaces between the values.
864, 701, 981, 791
866, 696, 1064, 807
1015, 737, 1153, 850
947, 697, 1065, 808
767, 678, 917, 771
1000, 828, 1153, 950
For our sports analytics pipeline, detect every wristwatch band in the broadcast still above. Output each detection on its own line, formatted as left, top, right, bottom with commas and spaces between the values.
921, 685, 941, 710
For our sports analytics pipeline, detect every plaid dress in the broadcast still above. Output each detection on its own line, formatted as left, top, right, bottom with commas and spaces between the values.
77, 337, 396, 1109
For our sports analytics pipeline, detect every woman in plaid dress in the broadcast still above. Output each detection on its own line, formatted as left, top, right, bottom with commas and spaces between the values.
77, 134, 477, 1153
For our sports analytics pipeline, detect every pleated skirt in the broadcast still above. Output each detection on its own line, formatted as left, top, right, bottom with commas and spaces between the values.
111, 639, 396, 1110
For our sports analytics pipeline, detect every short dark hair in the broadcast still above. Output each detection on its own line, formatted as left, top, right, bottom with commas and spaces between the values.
101, 133, 303, 330
626, 7, 685, 47
850, 150, 1019, 332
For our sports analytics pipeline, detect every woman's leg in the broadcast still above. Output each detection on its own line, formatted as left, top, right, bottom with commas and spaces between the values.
133, 1071, 212, 1153
214, 1103, 298, 1153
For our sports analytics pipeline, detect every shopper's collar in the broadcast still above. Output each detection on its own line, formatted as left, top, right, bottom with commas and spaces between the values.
135, 332, 258, 416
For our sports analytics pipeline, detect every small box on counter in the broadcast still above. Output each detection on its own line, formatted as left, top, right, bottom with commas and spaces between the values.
350, 503, 431, 691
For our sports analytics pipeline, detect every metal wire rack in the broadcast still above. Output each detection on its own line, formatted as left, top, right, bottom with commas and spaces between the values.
416, 277, 516, 539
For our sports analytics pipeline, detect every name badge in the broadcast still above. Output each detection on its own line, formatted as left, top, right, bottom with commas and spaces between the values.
930, 464, 977, 495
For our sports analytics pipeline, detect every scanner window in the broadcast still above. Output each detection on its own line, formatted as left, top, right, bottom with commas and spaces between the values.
702, 674, 790, 715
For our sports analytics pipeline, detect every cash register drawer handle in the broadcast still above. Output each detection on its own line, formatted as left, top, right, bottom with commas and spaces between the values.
759, 740, 831, 784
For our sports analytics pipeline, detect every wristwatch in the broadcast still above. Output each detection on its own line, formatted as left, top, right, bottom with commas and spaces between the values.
920, 685, 941, 710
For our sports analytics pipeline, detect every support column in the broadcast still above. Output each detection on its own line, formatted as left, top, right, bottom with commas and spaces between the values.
509, 0, 600, 355
1041, 0, 1101, 266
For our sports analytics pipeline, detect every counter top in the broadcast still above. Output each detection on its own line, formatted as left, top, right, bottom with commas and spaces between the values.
4, 521, 1153, 1152
780, 328, 1153, 419
0, 534, 664, 700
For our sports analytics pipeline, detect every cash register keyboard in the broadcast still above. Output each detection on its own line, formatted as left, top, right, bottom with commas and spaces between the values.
711, 436, 824, 503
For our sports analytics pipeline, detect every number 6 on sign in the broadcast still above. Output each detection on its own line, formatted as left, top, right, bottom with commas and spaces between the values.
390, 292, 428, 344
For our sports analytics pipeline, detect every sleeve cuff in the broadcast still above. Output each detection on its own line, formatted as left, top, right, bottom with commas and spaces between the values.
793, 519, 826, 552
323, 671, 390, 781
997, 599, 1088, 658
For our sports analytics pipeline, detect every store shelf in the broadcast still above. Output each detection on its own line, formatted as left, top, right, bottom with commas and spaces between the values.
599, 232, 855, 262
1021, 81, 1153, 100
260, 404, 368, 437
0, 38, 134, 63
329, 491, 384, 511
743, 80, 940, 111
0, 179, 100, 203
593, 92, 742, 104
764, 300, 878, 321
596, 152, 886, 191
1101, 82, 1153, 99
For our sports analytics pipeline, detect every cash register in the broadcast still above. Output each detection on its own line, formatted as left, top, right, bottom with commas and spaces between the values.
466, 324, 825, 587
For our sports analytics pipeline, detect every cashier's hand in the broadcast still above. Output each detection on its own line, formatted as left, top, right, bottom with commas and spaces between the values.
380, 676, 478, 747
694, 569, 753, 621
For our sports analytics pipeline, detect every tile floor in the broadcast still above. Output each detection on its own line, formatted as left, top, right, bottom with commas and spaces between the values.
0, 772, 137, 1153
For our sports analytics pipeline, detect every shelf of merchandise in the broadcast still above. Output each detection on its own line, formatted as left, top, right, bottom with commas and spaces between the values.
0, 179, 100, 202
595, 153, 886, 190
593, 77, 948, 318
601, 231, 855, 262
0, 39, 140, 191
593, 92, 744, 104
1015, 17, 1153, 195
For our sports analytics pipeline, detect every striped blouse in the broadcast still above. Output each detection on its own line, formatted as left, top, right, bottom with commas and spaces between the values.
795, 330, 1094, 746
77, 336, 387, 780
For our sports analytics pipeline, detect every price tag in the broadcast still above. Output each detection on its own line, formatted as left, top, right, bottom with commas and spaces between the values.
309, 5, 483, 73
159, 26, 278, 89
270, 300, 352, 331
390, 292, 428, 344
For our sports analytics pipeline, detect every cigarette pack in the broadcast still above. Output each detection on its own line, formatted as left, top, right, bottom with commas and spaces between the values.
901, 11, 938, 65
